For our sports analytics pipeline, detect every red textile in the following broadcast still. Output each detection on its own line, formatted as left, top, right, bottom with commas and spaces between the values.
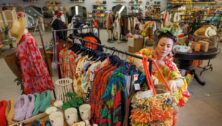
0, 100, 8, 126
17, 33, 54, 94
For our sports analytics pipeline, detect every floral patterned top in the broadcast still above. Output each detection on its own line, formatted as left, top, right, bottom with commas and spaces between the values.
59, 48, 77, 79
17, 33, 54, 94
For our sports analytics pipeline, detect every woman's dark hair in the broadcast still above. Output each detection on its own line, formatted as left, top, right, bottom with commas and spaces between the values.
154, 31, 176, 47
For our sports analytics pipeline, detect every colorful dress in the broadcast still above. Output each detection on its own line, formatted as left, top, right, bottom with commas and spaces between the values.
16, 33, 54, 94
59, 49, 77, 78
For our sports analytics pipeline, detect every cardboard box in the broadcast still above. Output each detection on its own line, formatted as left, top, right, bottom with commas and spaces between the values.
199, 41, 209, 52
128, 38, 144, 53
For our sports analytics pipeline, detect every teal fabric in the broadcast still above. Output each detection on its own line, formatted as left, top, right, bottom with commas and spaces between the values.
100, 66, 127, 126
32, 93, 41, 116
45, 120, 51, 126
39, 90, 52, 113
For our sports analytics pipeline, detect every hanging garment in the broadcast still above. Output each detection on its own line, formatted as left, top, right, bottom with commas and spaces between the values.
100, 66, 128, 126
16, 33, 54, 94
90, 64, 117, 124
90, 64, 112, 123
120, 17, 129, 36
82, 34, 103, 51
73, 56, 88, 97
105, 13, 114, 30
113, 17, 121, 40
0, 100, 8, 126
59, 48, 77, 78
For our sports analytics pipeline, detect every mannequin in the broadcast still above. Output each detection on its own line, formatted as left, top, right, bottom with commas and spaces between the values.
64, 108, 78, 126
10, 12, 54, 94
49, 111, 64, 126
79, 104, 91, 126
105, 12, 114, 42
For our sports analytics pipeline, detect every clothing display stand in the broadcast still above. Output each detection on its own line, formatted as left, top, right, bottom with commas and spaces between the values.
52, 28, 153, 79
9, 113, 47, 126
51, 27, 100, 97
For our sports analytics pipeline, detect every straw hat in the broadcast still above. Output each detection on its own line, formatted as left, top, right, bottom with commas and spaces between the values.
194, 25, 217, 37
10, 12, 26, 44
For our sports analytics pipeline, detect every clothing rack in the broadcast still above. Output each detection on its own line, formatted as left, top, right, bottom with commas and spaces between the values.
143, 16, 163, 22
52, 28, 153, 75
70, 35, 153, 73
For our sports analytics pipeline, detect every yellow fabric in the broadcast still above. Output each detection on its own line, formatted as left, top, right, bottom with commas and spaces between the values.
5, 99, 15, 125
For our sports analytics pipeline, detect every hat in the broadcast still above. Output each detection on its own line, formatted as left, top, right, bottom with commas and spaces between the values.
194, 25, 217, 37
10, 12, 26, 44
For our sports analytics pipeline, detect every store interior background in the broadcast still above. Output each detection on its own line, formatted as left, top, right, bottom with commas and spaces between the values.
0, 0, 222, 126
0, 0, 168, 12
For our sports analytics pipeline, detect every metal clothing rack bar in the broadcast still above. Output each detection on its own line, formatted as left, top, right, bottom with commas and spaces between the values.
70, 35, 153, 74
71, 35, 152, 63
52, 27, 153, 79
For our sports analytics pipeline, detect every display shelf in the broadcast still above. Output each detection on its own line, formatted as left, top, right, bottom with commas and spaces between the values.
94, 4, 106, 6
168, 1, 216, 5
9, 113, 48, 126
69, 1, 84, 4
69, 0, 84, 3
113, 1, 126, 3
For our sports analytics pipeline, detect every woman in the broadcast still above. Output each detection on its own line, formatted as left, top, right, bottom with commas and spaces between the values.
51, 11, 67, 41
130, 31, 190, 107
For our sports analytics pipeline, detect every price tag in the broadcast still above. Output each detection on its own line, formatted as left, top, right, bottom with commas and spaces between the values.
134, 83, 141, 91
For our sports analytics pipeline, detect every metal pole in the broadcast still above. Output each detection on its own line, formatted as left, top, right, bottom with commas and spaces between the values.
38, 26, 50, 73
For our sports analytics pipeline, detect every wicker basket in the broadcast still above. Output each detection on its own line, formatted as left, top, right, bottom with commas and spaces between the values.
55, 78, 74, 102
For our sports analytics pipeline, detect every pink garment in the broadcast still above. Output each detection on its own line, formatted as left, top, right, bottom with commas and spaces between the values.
16, 33, 54, 94
59, 48, 77, 78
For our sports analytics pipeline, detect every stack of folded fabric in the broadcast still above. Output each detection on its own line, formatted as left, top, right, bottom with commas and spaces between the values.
0, 90, 52, 126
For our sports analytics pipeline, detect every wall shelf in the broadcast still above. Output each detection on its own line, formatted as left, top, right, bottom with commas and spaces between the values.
69, 2, 84, 4
168, 1, 216, 5
113, 1, 126, 3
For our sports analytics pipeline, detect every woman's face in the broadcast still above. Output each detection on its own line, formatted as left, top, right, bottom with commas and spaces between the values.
155, 37, 174, 58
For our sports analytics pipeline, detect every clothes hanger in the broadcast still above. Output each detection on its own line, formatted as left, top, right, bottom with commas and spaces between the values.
70, 43, 81, 52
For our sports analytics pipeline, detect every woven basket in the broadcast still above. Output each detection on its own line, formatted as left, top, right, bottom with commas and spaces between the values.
55, 78, 74, 102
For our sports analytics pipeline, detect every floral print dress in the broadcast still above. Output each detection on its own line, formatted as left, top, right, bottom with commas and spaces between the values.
16, 33, 54, 94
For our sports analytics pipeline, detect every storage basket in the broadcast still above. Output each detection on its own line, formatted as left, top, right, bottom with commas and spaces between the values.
130, 57, 177, 126
55, 78, 74, 102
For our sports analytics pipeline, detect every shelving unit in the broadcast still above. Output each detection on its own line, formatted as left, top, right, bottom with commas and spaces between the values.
92, 2, 107, 28
168, 1, 216, 5
69, 0, 85, 3
113, 1, 126, 4
128, 0, 143, 15
145, 0, 161, 18
167, 0, 220, 25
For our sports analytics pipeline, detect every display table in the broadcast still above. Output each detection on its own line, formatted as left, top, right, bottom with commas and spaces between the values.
174, 48, 220, 85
